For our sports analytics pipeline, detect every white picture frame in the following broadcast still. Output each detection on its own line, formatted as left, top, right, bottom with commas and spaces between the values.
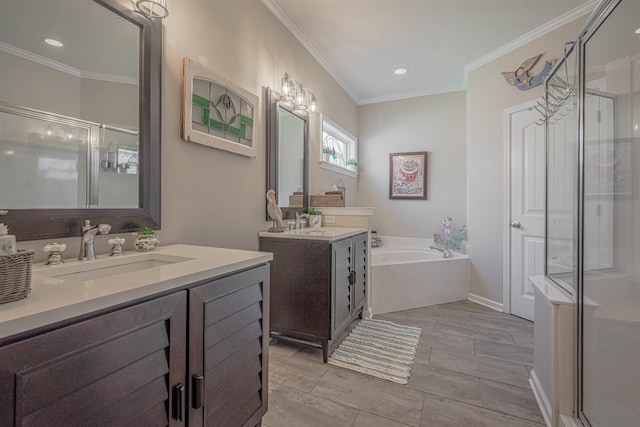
181, 57, 258, 158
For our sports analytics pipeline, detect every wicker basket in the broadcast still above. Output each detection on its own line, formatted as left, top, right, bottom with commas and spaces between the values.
309, 194, 345, 207
0, 250, 35, 304
288, 194, 304, 207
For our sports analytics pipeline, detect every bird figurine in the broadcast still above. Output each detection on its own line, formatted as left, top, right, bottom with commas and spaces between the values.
502, 54, 556, 91
266, 189, 284, 231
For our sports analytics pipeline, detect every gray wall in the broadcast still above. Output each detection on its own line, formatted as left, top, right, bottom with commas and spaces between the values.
466, 18, 586, 305
357, 91, 467, 238
15, 0, 358, 260
159, 0, 358, 250
13, 1, 596, 312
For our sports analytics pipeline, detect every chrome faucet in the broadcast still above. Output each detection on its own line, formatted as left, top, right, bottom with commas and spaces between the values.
78, 220, 111, 260
430, 244, 453, 258
295, 213, 309, 230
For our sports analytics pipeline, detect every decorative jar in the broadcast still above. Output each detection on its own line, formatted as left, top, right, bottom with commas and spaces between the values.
132, 228, 160, 251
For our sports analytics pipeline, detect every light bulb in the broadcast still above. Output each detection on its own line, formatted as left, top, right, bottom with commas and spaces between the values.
295, 85, 307, 110
281, 74, 294, 101
135, 0, 169, 19
43, 37, 63, 47
309, 95, 318, 115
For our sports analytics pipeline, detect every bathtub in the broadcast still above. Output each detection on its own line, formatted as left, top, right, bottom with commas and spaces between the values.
370, 236, 470, 315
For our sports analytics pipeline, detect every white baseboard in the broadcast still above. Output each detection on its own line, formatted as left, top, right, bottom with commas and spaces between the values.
530, 370, 552, 427
560, 414, 583, 427
468, 293, 503, 312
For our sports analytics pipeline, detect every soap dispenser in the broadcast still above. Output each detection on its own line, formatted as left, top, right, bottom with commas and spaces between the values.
0, 223, 17, 255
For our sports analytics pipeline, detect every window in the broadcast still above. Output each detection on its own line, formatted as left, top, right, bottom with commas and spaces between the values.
321, 116, 357, 176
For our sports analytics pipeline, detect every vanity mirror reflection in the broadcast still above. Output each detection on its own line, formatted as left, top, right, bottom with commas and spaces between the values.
265, 88, 309, 220
0, 0, 161, 241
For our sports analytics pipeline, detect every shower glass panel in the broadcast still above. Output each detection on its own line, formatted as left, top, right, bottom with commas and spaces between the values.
580, 0, 640, 425
546, 44, 579, 294
0, 104, 139, 209
0, 108, 91, 208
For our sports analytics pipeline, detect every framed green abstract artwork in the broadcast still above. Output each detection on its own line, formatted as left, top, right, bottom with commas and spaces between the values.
181, 57, 258, 157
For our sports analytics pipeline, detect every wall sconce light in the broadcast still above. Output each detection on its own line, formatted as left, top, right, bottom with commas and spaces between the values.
281, 73, 295, 102
294, 85, 307, 111
280, 73, 319, 116
135, 0, 169, 19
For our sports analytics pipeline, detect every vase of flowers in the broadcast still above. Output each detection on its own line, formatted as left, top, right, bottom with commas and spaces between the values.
346, 158, 358, 171
307, 207, 322, 228
322, 146, 332, 162
132, 227, 161, 251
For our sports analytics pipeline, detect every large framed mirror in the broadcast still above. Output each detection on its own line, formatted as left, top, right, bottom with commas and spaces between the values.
265, 88, 308, 220
0, 0, 161, 241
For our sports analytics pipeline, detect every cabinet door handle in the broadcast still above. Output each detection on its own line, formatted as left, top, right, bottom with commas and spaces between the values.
192, 374, 204, 409
173, 383, 184, 421
350, 271, 356, 285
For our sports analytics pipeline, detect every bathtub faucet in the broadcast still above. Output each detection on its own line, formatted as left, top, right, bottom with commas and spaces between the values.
430, 244, 453, 258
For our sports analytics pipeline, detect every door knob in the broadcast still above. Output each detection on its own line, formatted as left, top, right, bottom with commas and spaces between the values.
511, 221, 522, 229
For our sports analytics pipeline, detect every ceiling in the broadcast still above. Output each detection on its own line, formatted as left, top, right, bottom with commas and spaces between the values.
0, 0, 139, 83
261, 0, 598, 105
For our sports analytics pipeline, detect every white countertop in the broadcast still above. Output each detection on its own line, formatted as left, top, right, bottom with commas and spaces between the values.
529, 275, 574, 306
258, 226, 367, 241
0, 244, 272, 341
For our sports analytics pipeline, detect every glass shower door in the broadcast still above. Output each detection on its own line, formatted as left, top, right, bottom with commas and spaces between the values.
580, 0, 640, 424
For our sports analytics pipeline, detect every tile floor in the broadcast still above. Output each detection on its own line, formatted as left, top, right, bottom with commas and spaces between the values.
264, 300, 544, 427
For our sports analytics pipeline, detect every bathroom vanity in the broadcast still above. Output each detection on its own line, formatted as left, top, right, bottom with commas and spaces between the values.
0, 244, 272, 426
259, 227, 367, 362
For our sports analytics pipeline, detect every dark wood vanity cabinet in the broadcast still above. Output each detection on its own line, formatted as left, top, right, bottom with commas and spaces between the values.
188, 265, 269, 427
0, 292, 187, 426
0, 264, 269, 427
260, 232, 367, 362
332, 235, 367, 336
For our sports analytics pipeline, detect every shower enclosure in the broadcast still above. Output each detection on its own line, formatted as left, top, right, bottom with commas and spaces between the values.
0, 102, 139, 209
545, 0, 640, 425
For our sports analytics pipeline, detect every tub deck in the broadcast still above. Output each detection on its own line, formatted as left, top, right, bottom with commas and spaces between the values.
370, 237, 470, 315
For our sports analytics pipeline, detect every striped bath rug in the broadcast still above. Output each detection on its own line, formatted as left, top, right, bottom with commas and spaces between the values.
328, 318, 422, 384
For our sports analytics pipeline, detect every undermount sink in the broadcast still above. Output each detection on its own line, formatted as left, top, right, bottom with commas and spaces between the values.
35, 253, 194, 282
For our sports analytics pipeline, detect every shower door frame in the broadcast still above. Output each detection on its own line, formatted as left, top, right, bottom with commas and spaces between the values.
574, 0, 624, 425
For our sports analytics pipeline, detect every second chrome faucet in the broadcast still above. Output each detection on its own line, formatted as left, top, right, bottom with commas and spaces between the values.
78, 220, 111, 260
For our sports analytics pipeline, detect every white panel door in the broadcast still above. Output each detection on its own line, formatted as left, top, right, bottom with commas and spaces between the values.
510, 106, 546, 321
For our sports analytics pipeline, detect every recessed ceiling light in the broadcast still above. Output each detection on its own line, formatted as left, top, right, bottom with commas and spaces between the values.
42, 37, 63, 47
393, 67, 409, 76
635, 27, 640, 34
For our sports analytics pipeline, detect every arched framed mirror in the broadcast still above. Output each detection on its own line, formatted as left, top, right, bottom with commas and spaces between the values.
0, 0, 161, 241
265, 88, 308, 220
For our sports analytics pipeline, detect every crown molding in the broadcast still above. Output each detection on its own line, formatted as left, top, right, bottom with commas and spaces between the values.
80, 71, 137, 85
463, 0, 599, 81
0, 41, 137, 86
0, 41, 81, 77
358, 85, 466, 106
262, 0, 598, 105
260, 0, 361, 103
